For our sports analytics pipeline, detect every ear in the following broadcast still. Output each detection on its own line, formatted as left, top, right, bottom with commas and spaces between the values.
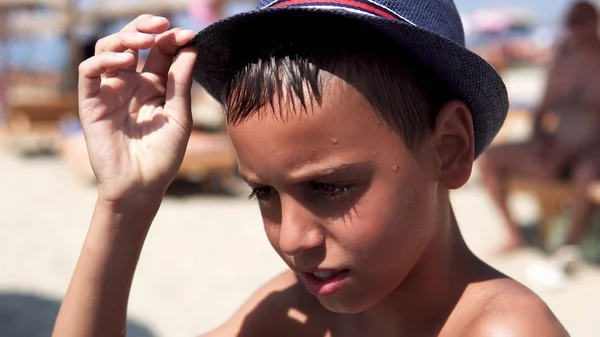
430, 100, 475, 189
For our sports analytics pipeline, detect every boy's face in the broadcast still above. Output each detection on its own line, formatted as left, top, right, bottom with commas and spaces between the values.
228, 78, 443, 314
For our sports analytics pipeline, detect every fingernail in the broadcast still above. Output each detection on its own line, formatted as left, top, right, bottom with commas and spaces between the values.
176, 30, 195, 39
151, 16, 167, 22
114, 52, 130, 59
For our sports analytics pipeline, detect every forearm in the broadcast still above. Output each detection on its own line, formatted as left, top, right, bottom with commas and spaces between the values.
53, 196, 162, 337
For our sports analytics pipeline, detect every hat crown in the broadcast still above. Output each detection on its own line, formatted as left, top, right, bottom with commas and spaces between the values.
256, 0, 465, 46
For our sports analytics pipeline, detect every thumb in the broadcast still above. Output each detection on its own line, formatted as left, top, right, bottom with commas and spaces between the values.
164, 46, 199, 129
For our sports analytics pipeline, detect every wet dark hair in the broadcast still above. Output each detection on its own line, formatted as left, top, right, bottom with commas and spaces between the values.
221, 20, 457, 149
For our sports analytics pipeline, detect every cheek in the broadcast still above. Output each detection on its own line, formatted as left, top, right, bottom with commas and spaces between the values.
259, 205, 281, 248
340, 170, 438, 263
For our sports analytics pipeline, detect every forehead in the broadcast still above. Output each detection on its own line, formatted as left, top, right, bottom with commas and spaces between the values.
227, 78, 406, 177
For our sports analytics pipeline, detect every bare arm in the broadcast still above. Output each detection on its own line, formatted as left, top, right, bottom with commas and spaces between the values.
52, 14, 198, 336
53, 197, 161, 336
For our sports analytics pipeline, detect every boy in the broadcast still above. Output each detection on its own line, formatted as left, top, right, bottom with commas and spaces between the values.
53, 0, 569, 336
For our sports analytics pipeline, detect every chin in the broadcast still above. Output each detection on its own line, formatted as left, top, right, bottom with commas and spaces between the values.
316, 293, 379, 314
315, 275, 410, 314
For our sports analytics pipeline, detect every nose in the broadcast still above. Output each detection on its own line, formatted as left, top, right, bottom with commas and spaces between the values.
278, 197, 325, 257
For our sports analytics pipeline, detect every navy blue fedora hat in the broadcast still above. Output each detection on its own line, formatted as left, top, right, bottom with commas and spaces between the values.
190, 0, 509, 157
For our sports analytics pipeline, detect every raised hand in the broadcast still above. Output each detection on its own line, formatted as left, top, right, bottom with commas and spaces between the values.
78, 15, 198, 203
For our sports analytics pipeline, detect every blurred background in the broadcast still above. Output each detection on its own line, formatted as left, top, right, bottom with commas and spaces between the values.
1, 0, 600, 336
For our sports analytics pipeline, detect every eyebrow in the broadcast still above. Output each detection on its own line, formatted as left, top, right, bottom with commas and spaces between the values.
240, 162, 373, 185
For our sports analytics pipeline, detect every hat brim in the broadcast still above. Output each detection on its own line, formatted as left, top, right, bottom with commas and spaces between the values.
190, 7, 508, 157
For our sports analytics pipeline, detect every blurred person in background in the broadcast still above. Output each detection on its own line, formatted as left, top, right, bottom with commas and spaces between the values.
479, 1, 600, 260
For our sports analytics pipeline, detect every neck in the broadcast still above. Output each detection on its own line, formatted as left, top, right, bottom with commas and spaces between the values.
355, 203, 489, 336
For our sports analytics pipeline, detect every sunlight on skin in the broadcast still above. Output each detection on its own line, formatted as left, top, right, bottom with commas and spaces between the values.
287, 307, 308, 324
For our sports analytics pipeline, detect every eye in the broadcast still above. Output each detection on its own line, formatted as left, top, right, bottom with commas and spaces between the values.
248, 186, 278, 201
312, 183, 354, 200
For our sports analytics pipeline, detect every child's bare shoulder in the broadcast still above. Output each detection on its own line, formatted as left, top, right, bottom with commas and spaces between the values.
458, 278, 569, 337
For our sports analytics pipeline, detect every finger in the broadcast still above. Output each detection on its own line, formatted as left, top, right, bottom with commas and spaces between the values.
78, 52, 135, 100
95, 31, 155, 72
121, 14, 170, 34
94, 15, 169, 53
164, 46, 199, 129
142, 29, 197, 77
94, 15, 169, 71
95, 31, 156, 54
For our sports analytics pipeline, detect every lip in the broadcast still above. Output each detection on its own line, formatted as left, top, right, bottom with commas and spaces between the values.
299, 269, 349, 297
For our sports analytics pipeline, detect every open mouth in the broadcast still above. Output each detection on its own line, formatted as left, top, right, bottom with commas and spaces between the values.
300, 269, 350, 296
312, 270, 344, 281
